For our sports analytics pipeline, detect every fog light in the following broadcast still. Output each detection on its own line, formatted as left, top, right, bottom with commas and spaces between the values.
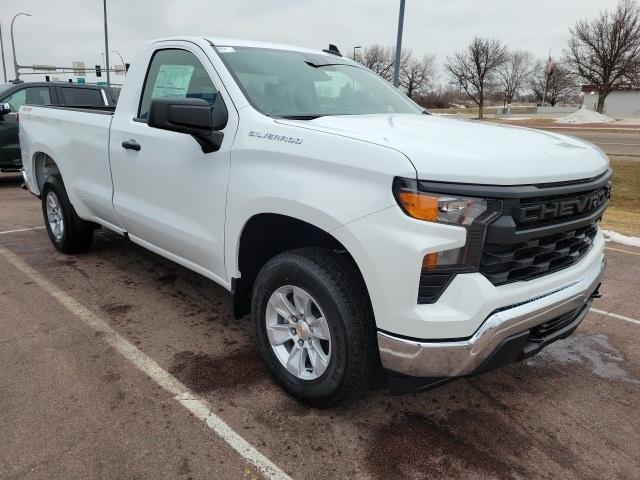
422, 248, 463, 270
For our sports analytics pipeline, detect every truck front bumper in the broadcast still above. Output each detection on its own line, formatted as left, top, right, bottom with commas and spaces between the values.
378, 254, 605, 381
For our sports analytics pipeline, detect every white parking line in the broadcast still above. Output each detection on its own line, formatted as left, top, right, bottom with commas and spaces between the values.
0, 226, 45, 235
0, 245, 291, 480
590, 308, 640, 326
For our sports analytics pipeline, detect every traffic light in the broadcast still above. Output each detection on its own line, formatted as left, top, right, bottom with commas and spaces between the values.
95, 65, 102, 77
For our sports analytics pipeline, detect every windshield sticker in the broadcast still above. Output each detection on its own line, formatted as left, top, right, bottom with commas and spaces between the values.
151, 64, 194, 98
217, 46, 236, 53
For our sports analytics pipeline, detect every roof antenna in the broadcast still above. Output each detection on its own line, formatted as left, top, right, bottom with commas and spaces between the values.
322, 44, 342, 57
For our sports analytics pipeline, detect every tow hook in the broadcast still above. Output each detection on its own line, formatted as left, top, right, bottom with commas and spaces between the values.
20, 169, 28, 190
590, 283, 603, 299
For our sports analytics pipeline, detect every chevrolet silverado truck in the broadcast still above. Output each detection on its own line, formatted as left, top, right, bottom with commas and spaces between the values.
19, 37, 610, 406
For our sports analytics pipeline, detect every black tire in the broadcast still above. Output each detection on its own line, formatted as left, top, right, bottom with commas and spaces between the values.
251, 248, 377, 407
41, 176, 94, 253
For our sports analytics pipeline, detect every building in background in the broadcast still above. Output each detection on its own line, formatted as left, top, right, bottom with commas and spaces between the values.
581, 85, 640, 117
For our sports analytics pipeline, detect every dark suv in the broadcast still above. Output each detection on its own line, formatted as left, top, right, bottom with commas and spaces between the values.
0, 82, 116, 171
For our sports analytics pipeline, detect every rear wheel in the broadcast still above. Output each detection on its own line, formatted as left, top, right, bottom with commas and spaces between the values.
41, 176, 94, 253
251, 248, 376, 407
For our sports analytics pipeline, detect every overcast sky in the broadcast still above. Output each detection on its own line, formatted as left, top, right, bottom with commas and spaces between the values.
0, 0, 622, 84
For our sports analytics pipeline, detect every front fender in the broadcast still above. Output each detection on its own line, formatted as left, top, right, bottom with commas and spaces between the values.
224, 112, 417, 282
225, 198, 349, 279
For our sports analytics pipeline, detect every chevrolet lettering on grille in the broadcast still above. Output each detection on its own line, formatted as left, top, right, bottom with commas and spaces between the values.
517, 185, 611, 224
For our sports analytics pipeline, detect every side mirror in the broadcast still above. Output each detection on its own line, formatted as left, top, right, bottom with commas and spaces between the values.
0, 103, 11, 116
148, 95, 228, 153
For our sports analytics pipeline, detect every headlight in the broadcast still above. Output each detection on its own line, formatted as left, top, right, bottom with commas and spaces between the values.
396, 191, 489, 225
393, 178, 491, 225
393, 178, 501, 271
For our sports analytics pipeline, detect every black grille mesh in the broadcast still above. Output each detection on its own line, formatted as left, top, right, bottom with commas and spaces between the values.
481, 222, 598, 285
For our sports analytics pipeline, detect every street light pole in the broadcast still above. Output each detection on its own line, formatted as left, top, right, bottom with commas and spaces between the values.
111, 50, 125, 69
392, 0, 406, 87
103, 0, 111, 86
0, 22, 7, 82
11, 13, 32, 81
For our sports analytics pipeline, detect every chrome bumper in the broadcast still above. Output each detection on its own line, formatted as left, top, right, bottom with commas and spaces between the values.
378, 256, 605, 378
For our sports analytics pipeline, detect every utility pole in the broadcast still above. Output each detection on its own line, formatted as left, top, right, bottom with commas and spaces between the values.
103, 0, 111, 86
11, 13, 31, 81
0, 22, 7, 82
392, 0, 406, 87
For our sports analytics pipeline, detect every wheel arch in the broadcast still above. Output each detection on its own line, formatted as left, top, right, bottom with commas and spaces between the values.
32, 151, 62, 196
231, 213, 372, 320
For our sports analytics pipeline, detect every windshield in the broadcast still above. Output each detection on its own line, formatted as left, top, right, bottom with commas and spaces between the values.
217, 47, 422, 118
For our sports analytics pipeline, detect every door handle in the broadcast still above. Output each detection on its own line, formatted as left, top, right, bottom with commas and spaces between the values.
122, 139, 141, 151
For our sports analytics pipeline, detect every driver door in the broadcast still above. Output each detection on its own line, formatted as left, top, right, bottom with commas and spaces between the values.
109, 45, 238, 284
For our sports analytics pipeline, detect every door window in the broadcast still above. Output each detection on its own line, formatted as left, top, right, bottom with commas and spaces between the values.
138, 49, 218, 120
4, 86, 51, 112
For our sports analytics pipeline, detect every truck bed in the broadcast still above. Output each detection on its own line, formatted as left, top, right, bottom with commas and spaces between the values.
19, 104, 116, 224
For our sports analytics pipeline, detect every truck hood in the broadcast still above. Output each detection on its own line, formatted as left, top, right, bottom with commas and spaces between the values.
278, 114, 609, 185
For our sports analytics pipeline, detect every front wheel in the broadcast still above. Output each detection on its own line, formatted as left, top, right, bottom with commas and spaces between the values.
251, 248, 376, 407
41, 176, 94, 253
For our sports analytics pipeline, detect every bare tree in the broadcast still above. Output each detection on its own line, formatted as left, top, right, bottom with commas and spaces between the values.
564, 0, 640, 113
352, 44, 410, 82
413, 86, 461, 109
445, 37, 508, 118
401, 54, 437, 99
497, 50, 533, 110
530, 60, 577, 106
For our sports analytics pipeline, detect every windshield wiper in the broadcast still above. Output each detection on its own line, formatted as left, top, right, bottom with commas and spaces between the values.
304, 61, 347, 69
279, 114, 323, 120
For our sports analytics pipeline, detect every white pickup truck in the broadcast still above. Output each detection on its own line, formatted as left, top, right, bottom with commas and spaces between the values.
20, 37, 610, 406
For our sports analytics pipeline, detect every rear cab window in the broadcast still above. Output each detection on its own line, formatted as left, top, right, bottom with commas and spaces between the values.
138, 49, 218, 120
59, 87, 104, 106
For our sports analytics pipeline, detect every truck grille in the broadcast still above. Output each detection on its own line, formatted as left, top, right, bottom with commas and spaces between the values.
479, 180, 609, 286
412, 171, 610, 302
514, 184, 610, 229
481, 221, 598, 285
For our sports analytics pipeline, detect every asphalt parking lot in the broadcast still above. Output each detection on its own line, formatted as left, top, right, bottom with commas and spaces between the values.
1, 171, 639, 480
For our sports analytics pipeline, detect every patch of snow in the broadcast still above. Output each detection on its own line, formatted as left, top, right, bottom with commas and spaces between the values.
525, 333, 639, 384
555, 106, 615, 124
602, 229, 640, 248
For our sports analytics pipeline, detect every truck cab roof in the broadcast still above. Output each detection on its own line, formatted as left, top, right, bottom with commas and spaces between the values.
144, 36, 354, 62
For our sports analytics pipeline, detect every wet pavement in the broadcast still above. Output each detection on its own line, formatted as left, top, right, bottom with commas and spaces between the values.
1, 172, 639, 479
